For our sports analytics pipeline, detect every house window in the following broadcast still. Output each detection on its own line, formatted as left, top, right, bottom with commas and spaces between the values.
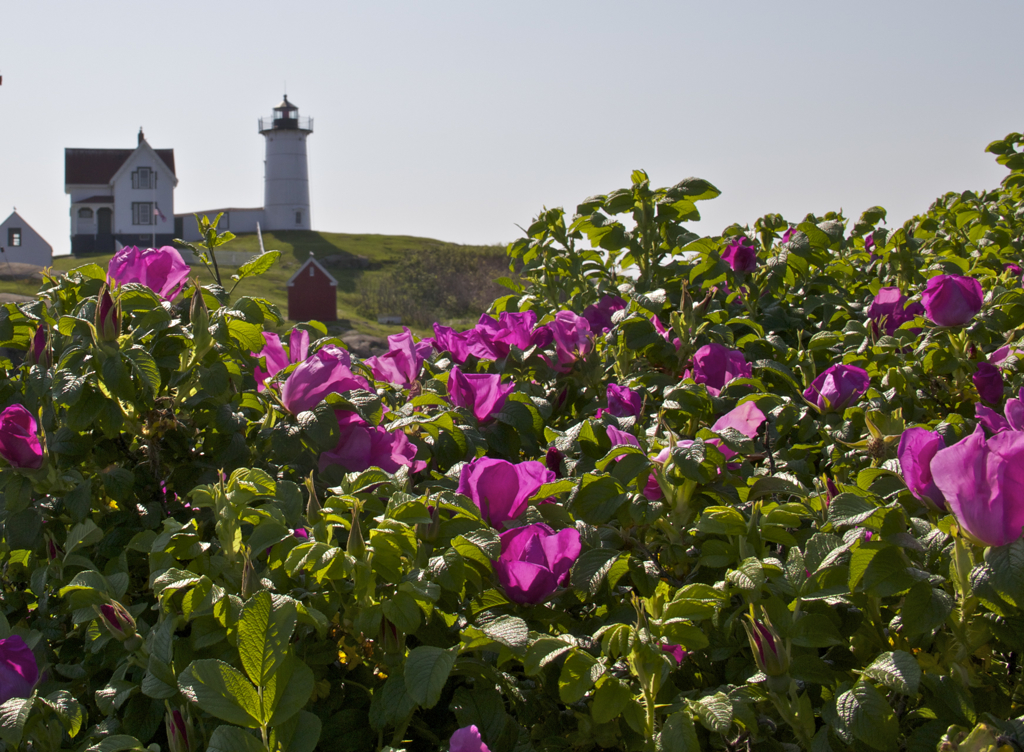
7, 228, 21, 246
295, 210, 302, 225
78, 208, 94, 219
132, 203, 153, 225
132, 167, 155, 189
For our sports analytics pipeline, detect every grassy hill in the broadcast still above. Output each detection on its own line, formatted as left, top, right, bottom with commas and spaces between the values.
0, 231, 510, 337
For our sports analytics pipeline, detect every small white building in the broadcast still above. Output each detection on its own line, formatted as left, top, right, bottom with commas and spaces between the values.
176, 95, 313, 241
0, 211, 53, 267
65, 129, 177, 255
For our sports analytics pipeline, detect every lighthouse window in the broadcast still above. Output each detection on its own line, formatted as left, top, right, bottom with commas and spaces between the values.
132, 202, 153, 225
78, 208, 94, 219
132, 167, 155, 189
8, 228, 22, 247
296, 210, 302, 225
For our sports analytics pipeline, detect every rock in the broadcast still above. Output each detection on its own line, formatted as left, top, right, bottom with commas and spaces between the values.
338, 330, 388, 358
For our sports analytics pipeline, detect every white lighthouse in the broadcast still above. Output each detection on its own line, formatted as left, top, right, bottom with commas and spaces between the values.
259, 95, 313, 231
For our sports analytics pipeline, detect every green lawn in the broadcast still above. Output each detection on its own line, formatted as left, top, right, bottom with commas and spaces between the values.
37, 231, 505, 336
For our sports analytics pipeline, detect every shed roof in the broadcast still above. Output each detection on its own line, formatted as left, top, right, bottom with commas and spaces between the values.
65, 148, 176, 185
287, 253, 338, 287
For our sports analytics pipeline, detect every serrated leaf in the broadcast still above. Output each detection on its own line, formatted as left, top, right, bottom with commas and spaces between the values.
658, 710, 701, 752
238, 591, 296, 690
835, 680, 898, 751
177, 659, 261, 728
207, 725, 266, 752
591, 677, 633, 724
0, 697, 34, 747
85, 735, 147, 752
404, 645, 456, 708
558, 649, 604, 704
481, 615, 529, 649
571, 548, 623, 595
235, 250, 281, 280
860, 651, 921, 696
525, 637, 572, 675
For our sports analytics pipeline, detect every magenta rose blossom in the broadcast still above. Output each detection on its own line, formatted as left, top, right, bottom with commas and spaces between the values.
582, 295, 627, 334
319, 411, 422, 474
691, 343, 752, 396
722, 237, 757, 273
450, 725, 491, 752
868, 287, 924, 336
973, 362, 1004, 403
281, 346, 369, 414
803, 364, 870, 413
897, 427, 947, 510
976, 387, 1024, 434
0, 635, 38, 705
921, 274, 984, 327
365, 328, 431, 387
543, 310, 592, 372
931, 425, 1024, 547
492, 523, 581, 604
0, 404, 44, 470
457, 457, 555, 529
1005, 263, 1023, 276
431, 323, 503, 362
448, 366, 514, 423
254, 329, 310, 392
602, 384, 643, 418
107, 245, 191, 300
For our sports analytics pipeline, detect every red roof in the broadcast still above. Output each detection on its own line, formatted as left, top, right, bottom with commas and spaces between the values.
65, 148, 176, 185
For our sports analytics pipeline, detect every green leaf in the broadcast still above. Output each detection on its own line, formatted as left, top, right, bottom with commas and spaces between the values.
207, 725, 266, 752
404, 645, 457, 708
835, 680, 898, 751
234, 250, 281, 280
480, 615, 529, 649
381, 591, 421, 634
747, 475, 808, 501
451, 686, 507, 746
791, 614, 845, 648
860, 651, 921, 696
177, 659, 262, 728
269, 710, 321, 752
265, 656, 315, 726
900, 581, 953, 635
525, 637, 572, 676
693, 692, 732, 734
571, 474, 627, 524
124, 347, 161, 394
0, 697, 34, 747
85, 735, 147, 752
39, 690, 84, 738
227, 319, 265, 351
571, 548, 623, 595
558, 649, 604, 704
239, 591, 296, 690
658, 711, 701, 752
591, 678, 633, 724
984, 538, 1024, 607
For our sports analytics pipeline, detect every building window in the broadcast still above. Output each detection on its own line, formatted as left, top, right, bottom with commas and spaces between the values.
8, 228, 21, 246
132, 203, 153, 225
78, 208, 94, 219
295, 210, 302, 225
132, 167, 155, 189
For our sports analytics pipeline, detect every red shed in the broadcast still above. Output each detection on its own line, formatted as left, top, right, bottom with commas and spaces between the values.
287, 253, 338, 321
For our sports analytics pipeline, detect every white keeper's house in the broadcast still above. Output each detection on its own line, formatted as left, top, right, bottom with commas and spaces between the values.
65, 129, 177, 255
66, 96, 314, 256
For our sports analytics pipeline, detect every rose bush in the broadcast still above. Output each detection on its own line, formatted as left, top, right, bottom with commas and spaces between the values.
2, 135, 1024, 751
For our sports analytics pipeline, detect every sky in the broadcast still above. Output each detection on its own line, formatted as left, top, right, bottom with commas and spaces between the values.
1, 1, 1023, 256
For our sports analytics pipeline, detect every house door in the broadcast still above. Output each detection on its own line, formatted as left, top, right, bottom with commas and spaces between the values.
97, 208, 113, 252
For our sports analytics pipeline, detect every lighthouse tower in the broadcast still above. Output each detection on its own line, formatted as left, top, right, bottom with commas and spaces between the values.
259, 95, 313, 231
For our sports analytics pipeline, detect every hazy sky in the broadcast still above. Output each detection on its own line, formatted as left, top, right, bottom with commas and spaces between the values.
2, 1, 1023, 255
